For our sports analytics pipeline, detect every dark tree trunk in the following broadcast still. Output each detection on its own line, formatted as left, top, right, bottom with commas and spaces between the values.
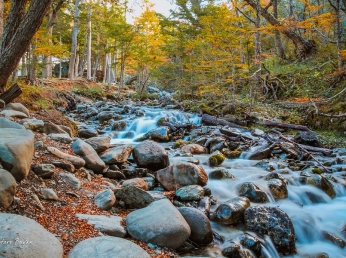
244, 0, 315, 59
0, 83, 22, 104
0, 0, 53, 92
273, 0, 287, 59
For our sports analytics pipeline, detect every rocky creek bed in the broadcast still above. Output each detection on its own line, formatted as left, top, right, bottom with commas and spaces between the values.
0, 96, 346, 258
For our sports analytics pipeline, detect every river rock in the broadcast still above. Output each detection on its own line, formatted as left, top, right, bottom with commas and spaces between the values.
104, 170, 126, 180
52, 161, 75, 173
248, 146, 272, 160
126, 198, 191, 249
306, 174, 336, 198
41, 188, 59, 201
0, 109, 28, 118
100, 145, 133, 164
268, 178, 288, 199
49, 133, 73, 144
47, 147, 85, 168
23, 119, 44, 131
85, 136, 110, 153
239, 182, 269, 203
67, 236, 150, 258
72, 139, 106, 173
182, 144, 208, 154
221, 242, 255, 258
97, 111, 113, 123
76, 214, 126, 237
78, 128, 98, 138
244, 206, 296, 255
0, 99, 4, 109
0, 169, 16, 208
4, 103, 30, 117
94, 189, 116, 210
212, 197, 250, 225
32, 164, 55, 179
132, 141, 169, 170
209, 168, 235, 180
175, 185, 205, 201
41, 121, 72, 136
84, 107, 98, 118
240, 233, 262, 256
209, 151, 226, 166
157, 161, 208, 191
115, 185, 154, 208
0, 128, 34, 181
178, 207, 213, 245
0, 213, 63, 258
112, 120, 127, 131
144, 126, 170, 142
122, 178, 149, 191
60, 173, 81, 189
0, 117, 25, 129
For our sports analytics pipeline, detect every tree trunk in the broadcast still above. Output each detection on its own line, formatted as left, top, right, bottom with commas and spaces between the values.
244, 0, 315, 59
0, 0, 53, 91
0, 0, 3, 37
86, 4, 92, 80
0, 83, 22, 104
69, 0, 82, 80
273, 0, 286, 59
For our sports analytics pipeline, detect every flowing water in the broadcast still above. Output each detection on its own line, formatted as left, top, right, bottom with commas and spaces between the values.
110, 108, 346, 257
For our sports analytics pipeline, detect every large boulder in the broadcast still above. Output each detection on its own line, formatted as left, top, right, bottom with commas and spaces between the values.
0, 213, 63, 258
178, 207, 213, 245
0, 128, 34, 181
244, 206, 296, 255
41, 121, 72, 136
72, 139, 106, 173
67, 236, 150, 258
100, 145, 133, 164
85, 136, 110, 153
0, 117, 25, 129
4, 103, 30, 117
212, 197, 250, 225
115, 186, 155, 209
132, 141, 169, 170
157, 161, 208, 191
306, 174, 336, 199
78, 128, 98, 138
0, 169, 16, 208
126, 199, 191, 249
144, 126, 170, 142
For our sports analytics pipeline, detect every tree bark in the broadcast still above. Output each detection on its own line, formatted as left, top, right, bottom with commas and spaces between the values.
0, 0, 3, 37
0, 0, 53, 91
69, 0, 82, 80
86, 4, 92, 80
273, 0, 287, 59
244, 0, 315, 59
202, 114, 245, 129
0, 83, 22, 104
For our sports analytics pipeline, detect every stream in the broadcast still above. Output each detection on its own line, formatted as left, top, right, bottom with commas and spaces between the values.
73, 103, 346, 257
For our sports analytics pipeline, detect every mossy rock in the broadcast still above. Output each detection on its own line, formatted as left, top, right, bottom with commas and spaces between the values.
173, 139, 190, 149
209, 151, 226, 166
222, 148, 242, 159
312, 167, 322, 174
157, 117, 168, 126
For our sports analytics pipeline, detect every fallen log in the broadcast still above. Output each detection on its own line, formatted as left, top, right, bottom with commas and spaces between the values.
219, 128, 253, 141
264, 120, 310, 131
0, 83, 22, 104
202, 114, 245, 129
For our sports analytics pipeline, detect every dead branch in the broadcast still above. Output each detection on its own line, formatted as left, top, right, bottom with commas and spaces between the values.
264, 120, 310, 131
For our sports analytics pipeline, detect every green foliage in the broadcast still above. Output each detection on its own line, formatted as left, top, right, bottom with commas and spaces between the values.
73, 87, 104, 99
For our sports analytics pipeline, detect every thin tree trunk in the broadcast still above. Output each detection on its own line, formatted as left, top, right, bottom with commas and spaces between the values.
87, 4, 92, 80
69, 0, 82, 80
273, 0, 286, 59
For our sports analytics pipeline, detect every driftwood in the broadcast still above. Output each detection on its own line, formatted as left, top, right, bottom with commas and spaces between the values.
0, 83, 22, 104
264, 120, 310, 131
162, 122, 195, 132
202, 114, 245, 129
